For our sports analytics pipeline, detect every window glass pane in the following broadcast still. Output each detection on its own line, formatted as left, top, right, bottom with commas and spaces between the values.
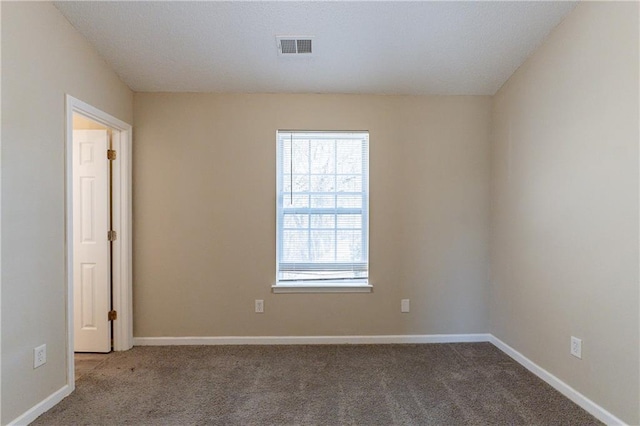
311, 214, 335, 228
337, 175, 362, 192
291, 139, 309, 174
310, 194, 335, 208
336, 194, 362, 208
283, 194, 309, 208
282, 145, 291, 175
282, 175, 309, 193
292, 175, 309, 192
310, 231, 335, 261
337, 214, 361, 229
310, 140, 335, 174
282, 174, 291, 193
337, 231, 362, 262
310, 175, 335, 192
284, 214, 309, 229
283, 230, 309, 262
337, 140, 362, 174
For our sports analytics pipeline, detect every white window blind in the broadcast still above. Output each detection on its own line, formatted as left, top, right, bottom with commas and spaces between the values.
276, 131, 369, 284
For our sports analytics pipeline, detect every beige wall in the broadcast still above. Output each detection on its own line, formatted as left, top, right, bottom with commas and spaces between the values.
1, 2, 133, 423
133, 93, 491, 338
490, 2, 639, 424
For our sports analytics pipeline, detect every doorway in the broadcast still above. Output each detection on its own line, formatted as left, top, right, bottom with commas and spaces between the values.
72, 119, 112, 353
65, 95, 133, 389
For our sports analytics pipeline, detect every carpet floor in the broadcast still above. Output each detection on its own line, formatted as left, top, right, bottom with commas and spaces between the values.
34, 343, 600, 425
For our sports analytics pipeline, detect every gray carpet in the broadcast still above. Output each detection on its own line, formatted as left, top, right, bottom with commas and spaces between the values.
34, 343, 600, 425
74, 353, 111, 381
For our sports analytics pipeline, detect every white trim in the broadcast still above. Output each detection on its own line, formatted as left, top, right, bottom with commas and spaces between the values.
134, 334, 491, 346
66, 96, 130, 130
109, 128, 134, 351
272, 283, 373, 293
490, 336, 626, 426
0, 4, 3, 421
65, 95, 133, 391
7, 385, 72, 426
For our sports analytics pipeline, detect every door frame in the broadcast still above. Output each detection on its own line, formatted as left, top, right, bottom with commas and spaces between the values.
65, 95, 133, 388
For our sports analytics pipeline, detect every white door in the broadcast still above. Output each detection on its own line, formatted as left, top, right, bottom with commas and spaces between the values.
73, 129, 111, 353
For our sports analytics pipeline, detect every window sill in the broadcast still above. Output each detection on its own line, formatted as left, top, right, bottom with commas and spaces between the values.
272, 281, 372, 294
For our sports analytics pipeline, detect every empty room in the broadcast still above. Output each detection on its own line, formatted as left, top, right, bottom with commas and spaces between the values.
1, 1, 639, 425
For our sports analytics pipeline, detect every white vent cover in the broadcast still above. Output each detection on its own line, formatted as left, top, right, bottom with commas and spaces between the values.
276, 36, 313, 56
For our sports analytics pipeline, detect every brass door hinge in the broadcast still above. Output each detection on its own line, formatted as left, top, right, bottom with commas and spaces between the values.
108, 230, 117, 241
107, 149, 117, 160
108, 310, 117, 321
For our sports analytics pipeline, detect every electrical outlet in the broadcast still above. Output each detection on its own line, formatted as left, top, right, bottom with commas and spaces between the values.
34, 344, 47, 368
570, 336, 582, 359
401, 299, 410, 313
255, 299, 264, 313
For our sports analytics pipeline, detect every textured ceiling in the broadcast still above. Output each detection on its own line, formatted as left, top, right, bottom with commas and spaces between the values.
54, 1, 576, 95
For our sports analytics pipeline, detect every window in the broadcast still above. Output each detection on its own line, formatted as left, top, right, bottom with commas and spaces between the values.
275, 131, 370, 293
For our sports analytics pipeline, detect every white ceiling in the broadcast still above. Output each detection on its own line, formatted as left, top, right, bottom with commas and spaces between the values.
54, 1, 576, 95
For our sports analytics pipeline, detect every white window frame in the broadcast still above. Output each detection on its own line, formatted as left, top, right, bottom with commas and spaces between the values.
273, 130, 372, 294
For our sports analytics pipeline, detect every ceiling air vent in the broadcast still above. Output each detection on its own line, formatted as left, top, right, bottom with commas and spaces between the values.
276, 36, 313, 56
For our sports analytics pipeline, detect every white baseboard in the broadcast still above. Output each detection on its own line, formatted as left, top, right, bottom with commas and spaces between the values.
134, 333, 492, 346
489, 336, 625, 426
8, 384, 72, 426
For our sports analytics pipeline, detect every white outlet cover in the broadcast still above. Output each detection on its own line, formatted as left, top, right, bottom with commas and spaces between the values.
570, 336, 582, 359
34, 344, 47, 368
401, 299, 410, 313
255, 299, 264, 313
